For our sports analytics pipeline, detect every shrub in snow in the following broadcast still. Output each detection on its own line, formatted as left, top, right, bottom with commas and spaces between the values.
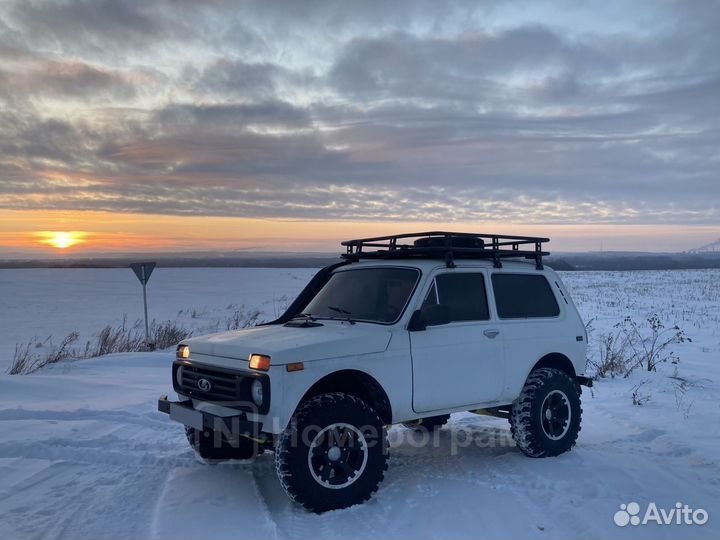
619, 315, 690, 375
631, 380, 651, 406
589, 331, 632, 379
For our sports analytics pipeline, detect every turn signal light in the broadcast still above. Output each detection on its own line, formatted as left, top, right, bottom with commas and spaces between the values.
249, 353, 271, 371
286, 362, 304, 372
177, 345, 190, 359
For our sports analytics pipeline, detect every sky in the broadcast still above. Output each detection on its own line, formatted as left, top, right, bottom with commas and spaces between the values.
0, 0, 718, 256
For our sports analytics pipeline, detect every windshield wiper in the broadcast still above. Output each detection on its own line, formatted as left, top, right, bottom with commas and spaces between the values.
326, 306, 356, 324
284, 312, 323, 327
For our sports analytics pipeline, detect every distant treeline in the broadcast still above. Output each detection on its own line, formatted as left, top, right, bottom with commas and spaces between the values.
546, 252, 720, 271
1, 252, 719, 271
0, 256, 343, 269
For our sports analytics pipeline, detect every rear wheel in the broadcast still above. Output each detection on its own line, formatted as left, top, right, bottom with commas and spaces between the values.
510, 368, 581, 457
402, 414, 450, 431
185, 426, 260, 463
275, 392, 388, 512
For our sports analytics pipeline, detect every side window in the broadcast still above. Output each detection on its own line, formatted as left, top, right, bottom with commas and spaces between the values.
434, 273, 489, 323
491, 274, 560, 318
422, 281, 438, 308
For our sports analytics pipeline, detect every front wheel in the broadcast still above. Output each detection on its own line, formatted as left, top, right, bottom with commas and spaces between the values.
275, 392, 388, 512
510, 368, 582, 457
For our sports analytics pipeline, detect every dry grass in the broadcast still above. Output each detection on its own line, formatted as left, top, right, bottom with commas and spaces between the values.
8, 333, 79, 375
8, 318, 193, 375
82, 317, 145, 357
585, 313, 691, 382
225, 308, 261, 330
619, 314, 689, 374
588, 331, 632, 380
8, 307, 265, 375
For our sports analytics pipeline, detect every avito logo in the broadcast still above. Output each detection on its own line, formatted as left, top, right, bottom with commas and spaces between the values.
614, 502, 709, 527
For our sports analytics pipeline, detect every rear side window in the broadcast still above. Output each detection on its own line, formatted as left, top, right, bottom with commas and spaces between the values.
491, 274, 560, 319
423, 273, 489, 322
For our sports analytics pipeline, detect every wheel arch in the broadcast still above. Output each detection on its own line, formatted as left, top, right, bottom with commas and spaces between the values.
530, 352, 576, 378
296, 369, 392, 425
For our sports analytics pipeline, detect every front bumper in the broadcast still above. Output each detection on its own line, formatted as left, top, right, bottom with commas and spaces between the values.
172, 359, 271, 415
158, 395, 265, 440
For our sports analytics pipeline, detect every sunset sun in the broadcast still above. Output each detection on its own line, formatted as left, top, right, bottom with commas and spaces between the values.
37, 231, 86, 250
49, 232, 75, 249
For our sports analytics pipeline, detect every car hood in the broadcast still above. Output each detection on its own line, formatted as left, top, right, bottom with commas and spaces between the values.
183, 322, 393, 365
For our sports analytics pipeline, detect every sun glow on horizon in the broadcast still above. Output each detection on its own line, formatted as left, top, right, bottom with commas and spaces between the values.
37, 231, 86, 250
0, 211, 715, 255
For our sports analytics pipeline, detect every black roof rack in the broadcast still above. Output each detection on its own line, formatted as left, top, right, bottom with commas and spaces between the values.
341, 231, 550, 270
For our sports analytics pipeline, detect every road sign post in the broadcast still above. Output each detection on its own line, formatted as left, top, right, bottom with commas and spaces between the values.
130, 262, 156, 349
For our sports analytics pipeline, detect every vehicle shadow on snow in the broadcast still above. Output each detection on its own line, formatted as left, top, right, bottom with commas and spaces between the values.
248, 415, 517, 494
247, 416, 524, 535
391, 415, 517, 460
157, 417, 588, 539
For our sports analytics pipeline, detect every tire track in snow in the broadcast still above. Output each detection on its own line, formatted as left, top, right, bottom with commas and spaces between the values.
0, 401, 200, 539
149, 459, 278, 540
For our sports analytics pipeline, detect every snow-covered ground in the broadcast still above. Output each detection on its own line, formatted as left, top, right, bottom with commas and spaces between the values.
0, 268, 718, 539
0, 267, 317, 370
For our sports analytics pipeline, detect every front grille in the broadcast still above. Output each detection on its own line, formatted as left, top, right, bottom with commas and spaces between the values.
172, 360, 271, 414
179, 363, 241, 401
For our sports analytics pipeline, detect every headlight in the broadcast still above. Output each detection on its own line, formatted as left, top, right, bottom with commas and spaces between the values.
251, 379, 264, 406
249, 353, 271, 371
175, 365, 184, 387
177, 345, 190, 359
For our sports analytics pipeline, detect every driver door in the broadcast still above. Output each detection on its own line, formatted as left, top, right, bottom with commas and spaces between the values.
410, 270, 505, 413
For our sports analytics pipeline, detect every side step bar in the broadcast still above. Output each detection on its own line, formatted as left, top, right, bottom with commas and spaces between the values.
471, 407, 510, 419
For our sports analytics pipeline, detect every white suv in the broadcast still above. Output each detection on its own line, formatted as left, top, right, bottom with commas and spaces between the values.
159, 232, 591, 512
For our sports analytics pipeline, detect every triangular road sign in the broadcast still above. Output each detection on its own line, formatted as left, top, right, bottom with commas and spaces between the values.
130, 262, 156, 284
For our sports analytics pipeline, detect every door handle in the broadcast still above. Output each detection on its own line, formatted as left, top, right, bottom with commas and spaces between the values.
483, 329, 500, 338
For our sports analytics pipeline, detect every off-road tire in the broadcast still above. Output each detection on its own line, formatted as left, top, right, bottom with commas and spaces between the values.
185, 426, 260, 463
510, 368, 582, 458
275, 392, 389, 513
403, 414, 450, 431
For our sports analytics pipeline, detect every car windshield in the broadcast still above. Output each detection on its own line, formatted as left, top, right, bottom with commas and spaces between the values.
302, 267, 420, 324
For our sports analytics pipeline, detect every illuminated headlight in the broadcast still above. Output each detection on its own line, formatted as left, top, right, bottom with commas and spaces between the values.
249, 353, 271, 371
177, 345, 190, 359
251, 379, 264, 406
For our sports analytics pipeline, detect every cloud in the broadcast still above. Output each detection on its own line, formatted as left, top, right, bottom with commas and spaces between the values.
4, 0, 266, 63
187, 59, 280, 99
330, 26, 615, 103
0, 62, 139, 102
7, 0, 173, 55
0, 0, 717, 228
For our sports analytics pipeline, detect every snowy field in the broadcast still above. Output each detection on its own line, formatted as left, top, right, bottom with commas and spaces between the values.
0, 268, 719, 539
0, 267, 318, 370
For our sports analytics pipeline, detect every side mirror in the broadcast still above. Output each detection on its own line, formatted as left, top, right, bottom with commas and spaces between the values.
408, 305, 451, 331
422, 304, 451, 327
408, 309, 426, 332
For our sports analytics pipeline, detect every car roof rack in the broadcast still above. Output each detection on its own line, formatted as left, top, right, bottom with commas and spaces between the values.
341, 231, 550, 270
